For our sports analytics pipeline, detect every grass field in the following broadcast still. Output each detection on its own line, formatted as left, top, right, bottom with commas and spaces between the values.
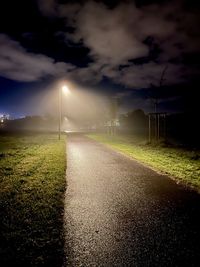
88, 134, 200, 192
0, 133, 66, 266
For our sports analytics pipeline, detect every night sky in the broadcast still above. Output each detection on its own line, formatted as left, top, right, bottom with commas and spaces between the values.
0, 0, 199, 117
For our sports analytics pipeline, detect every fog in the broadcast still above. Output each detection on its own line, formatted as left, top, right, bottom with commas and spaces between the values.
21, 80, 111, 131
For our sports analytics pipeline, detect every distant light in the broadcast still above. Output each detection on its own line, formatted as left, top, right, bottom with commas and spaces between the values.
1, 119, 4, 123
62, 85, 70, 94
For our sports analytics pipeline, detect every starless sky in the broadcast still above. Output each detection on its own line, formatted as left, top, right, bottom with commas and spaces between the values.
0, 0, 199, 117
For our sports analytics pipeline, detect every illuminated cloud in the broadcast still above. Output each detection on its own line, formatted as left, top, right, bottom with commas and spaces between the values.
53, 0, 200, 62
46, 0, 198, 88
0, 34, 74, 82
3, 0, 200, 88
67, 1, 149, 65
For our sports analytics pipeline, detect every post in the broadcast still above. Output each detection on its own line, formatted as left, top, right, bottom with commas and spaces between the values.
149, 114, 151, 143
157, 113, 160, 140
154, 102, 157, 141
164, 113, 166, 141
58, 87, 62, 140
148, 114, 151, 143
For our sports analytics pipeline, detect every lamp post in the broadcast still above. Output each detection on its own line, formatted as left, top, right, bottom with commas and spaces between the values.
58, 85, 70, 140
58, 87, 62, 140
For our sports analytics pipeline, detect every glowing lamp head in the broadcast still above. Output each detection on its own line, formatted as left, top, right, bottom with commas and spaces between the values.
62, 85, 70, 94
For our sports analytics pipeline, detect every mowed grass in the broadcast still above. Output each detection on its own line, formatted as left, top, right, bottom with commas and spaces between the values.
88, 134, 200, 191
0, 133, 66, 267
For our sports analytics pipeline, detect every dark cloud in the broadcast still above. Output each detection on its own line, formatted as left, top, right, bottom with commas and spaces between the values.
2, 0, 200, 89
35, 0, 200, 88
36, 0, 57, 16
0, 34, 75, 82
110, 62, 188, 88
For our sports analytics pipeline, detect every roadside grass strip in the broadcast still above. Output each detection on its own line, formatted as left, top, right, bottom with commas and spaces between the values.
0, 133, 66, 266
88, 134, 200, 191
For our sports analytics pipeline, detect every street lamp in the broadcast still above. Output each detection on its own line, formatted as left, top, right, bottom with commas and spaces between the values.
58, 85, 70, 140
62, 85, 70, 94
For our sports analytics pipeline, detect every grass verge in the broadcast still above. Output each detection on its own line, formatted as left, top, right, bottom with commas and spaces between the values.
0, 133, 66, 267
87, 134, 200, 191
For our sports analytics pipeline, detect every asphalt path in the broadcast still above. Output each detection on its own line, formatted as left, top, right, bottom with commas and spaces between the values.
64, 134, 200, 267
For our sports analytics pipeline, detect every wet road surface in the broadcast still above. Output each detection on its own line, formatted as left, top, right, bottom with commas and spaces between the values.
64, 134, 200, 267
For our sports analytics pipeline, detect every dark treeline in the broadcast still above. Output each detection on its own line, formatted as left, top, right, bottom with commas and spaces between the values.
119, 109, 148, 134
0, 115, 104, 132
0, 111, 199, 148
166, 113, 199, 148
119, 109, 199, 148
0, 115, 58, 132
